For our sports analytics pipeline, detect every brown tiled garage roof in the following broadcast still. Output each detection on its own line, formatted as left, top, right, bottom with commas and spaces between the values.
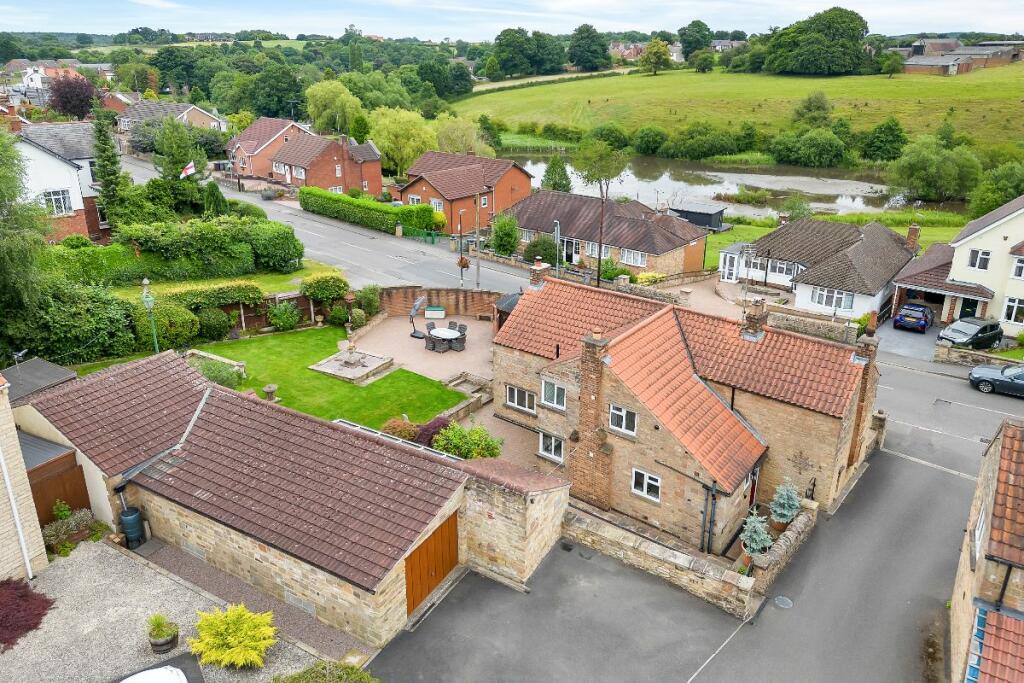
27, 352, 207, 475
270, 134, 334, 168
607, 307, 766, 493
417, 165, 487, 201
977, 611, 1024, 683
989, 422, 1024, 566
407, 151, 527, 188
134, 384, 467, 593
228, 117, 303, 154
894, 243, 994, 300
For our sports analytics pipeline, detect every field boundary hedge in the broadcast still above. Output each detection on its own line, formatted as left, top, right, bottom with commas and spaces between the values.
299, 187, 434, 233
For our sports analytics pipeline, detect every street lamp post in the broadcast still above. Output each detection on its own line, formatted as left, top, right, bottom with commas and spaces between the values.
458, 209, 466, 289
141, 278, 159, 354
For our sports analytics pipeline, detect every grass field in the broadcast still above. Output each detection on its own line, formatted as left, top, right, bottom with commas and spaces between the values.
456, 63, 1024, 147
108, 260, 337, 300
498, 132, 576, 152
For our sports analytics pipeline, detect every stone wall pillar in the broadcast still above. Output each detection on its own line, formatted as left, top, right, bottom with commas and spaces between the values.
569, 330, 613, 510
848, 333, 880, 468
945, 297, 959, 324
529, 257, 551, 288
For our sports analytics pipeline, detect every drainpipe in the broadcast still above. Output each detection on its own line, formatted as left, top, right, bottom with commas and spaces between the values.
0, 408, 34, 580
699, 485, 710, 552
706, 482, 719, 554
996, 564, 1014, 610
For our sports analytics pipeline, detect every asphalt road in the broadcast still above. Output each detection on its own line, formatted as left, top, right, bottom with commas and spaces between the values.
121, 157, 529, 292
371, 360, 1022, 682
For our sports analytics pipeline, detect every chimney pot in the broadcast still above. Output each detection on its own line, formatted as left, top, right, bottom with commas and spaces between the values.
529, 256, 551, 288
742, 298, 768, 340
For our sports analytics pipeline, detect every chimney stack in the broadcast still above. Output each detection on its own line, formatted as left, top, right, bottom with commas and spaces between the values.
906, 224, 921, 252
570, 329, 613, 510
529, 256, 551, 288
741, 298, 768, 341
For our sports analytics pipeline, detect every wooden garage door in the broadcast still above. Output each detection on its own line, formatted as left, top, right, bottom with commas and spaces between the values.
28, 452, 90, 525
405, 513, 458, 615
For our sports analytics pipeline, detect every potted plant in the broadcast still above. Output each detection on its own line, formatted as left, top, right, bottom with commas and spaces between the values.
769, 482, 802, 532
148, 613, 180, 654
738, 511, 773, 570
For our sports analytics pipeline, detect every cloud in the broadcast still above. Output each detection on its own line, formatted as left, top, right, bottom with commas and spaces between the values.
128, 0, 184, 9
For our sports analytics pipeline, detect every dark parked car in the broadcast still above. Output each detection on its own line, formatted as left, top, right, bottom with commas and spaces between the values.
937, 317, 1004, 349
969, 364, 1024, 397
892, 303, 934, 332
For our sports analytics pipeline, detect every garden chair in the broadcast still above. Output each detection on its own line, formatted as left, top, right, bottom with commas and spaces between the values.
447, 321, 458, 330
457, 323, 468, 336
426, 322, 436, 333
451, 337, 465, 352
436, 338, 450, 353
425, 336, 436, 352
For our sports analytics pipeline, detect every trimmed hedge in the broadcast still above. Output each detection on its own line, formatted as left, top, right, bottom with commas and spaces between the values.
299, 187, 434, 232
38, 243, 256, 286
165, 281, 265, 309
228, 199, 268, 219
300, 272, 349, 303
130, 300, 199, 351
227, 220, 304, 273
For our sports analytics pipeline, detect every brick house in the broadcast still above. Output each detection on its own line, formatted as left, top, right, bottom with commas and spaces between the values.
507, 190, 708, 277
21, 65, 85, 89
16, 122, 109, 242
492, 270, 880, 553
894, 194, 1024, 335
116, 101, 226, 134
398, 151, 532, 233
903, 54, 974, 76
719, 218, 917, 319
950, 419, 1024, 682
269, 134, 382, 195
12, 353, 569, 647
100, 90, 142, 114
0, 372, 48, 581
226, 117, 311, 180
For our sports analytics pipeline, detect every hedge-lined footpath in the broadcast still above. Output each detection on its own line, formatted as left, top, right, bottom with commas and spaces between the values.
299, 187, 434, 233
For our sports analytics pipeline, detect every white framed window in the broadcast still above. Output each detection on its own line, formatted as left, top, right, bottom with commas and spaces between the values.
540, 379, 566, 410
505, 385, 536, 413
294, 167, 306, 180
972, 501, 987, 569
41, 189, 72, 216
745, 256, 766, 271
480, 195, 488, 208
1004, 297, 1024, 325
769, 259, 795, 276
1012, 257, 1024, 279
430, 198, 444, 212
335, 164, 342, 177
408, 195, 421, 205
585, 241, 610, 258
538, 432, 564, 464
328, 186, 344, 193
272, 161, 286, 174
968, 249, 991, 270
519, 228, 534, 243
966, 607, 989, 683
631, 468, 661, 502
811, 286, 854, 311
609, 404, 637, 436
620, 249, 647, 267
239, 156, 247, 168
362, 180, 368, 191
284, 135, 290, 143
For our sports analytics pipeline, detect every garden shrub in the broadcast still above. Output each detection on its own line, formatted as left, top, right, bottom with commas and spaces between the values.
300, 273, 349, 304
589, 123, 630, 150
490, 215, 520, 256
516, 121, 539, 135
131, 300, 199, 350
632, 126, 668, 155
0, 578, 55, 652
769, 482, 802, 524
599, 258, 636, 282
349, 308, 367, 329
271, 662, 380, 683
189, 604, 277, 669
432, 211, 446, 230
42, 518, 73, 549
1018, 331, 1024, 347
233, 220, 304, 273
196, 307, 232, 341
167, 281, 265, 310
189, 357, 241, 388
381, 417, 419, 441
326, 307, 349, 327
523, 235, 558, 266
540, 122, 584, 142
267, 302, 301, 331
414, 416, 450, 446
299, 187, 435, 232
1, 280, 137, 364
60, 234, 92, 249
148, 613, 179, 640
636, 272, 666, 285
740, 511, 773, 555
228, 199, 268, 219
794, 128, 846, 168
353, 285, 381, 318
431, 423, 502, 459
40, 242, 256, 286
53, 499, 71, 521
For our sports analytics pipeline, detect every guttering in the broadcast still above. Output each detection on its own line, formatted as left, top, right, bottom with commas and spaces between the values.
0, 381, 34, 579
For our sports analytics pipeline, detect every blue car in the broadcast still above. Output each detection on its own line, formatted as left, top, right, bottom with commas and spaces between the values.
892, 303, 934, 333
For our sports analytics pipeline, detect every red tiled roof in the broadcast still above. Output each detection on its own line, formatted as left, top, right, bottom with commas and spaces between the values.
27, 352, 207, 475
407, 151, 528, 188
493, 278, 663, 360
894, 243, 994, 300
495, 279, 864, 417
607, 307, 766, 492
271, 134, 335, 168
1011, 240, 1024, 257
228, 117, 305, 155
979, 611, 1024, 683
134, 387, 467, 592
417, 165, 487, 201
989, 423, 1024, 566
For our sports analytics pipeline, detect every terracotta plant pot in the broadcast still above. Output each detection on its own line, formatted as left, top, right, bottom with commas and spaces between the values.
739, 552, 753, 569
149, 631, 179, 655
770, 518, 789, 533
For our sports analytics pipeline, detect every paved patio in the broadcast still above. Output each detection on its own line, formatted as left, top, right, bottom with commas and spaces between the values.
352, 315, 495, 382
459, 409, 563, 477
666, 276, 743, 320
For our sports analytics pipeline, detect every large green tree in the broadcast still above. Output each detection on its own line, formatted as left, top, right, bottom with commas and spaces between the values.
968, 162, 1024, 218
529, 31, 565, 74
678, 20, 713, 58
251, 62, 304, 118
370, 107, 437, 177
0, 132, 50, 322
434, 113, 494, 156
305, 80, 364, 134
493, 28, 533, 77
541, 155, 572, 192
639, 38, 672, 75
92, 109, 131, 219
567, 24, 611, 72
862, 117, 908, 161
763, 7, 869, 75
571, 138, 629, 286
887, 136, 982, 202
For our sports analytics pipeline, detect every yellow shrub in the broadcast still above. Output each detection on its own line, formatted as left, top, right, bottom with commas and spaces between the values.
636, 272, 666, 286
189, 604, 277, 669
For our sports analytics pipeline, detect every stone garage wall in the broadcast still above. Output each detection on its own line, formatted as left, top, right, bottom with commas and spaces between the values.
933, 341, 1019, 368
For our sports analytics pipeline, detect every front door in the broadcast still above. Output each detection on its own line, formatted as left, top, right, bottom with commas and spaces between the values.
561, 238, 580, 265
721, 253, 738, 282
404, 513, 458, 615
959, 298, 979, 318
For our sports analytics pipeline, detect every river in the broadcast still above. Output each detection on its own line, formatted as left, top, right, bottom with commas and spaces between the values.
509, 155, 960, 217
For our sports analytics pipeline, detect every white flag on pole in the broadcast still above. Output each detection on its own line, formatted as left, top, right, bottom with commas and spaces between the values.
179, 161, 196, 179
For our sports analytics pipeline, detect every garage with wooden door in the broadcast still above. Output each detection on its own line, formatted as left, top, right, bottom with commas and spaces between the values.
405, 513, 459, 615
18, 431, 89, 525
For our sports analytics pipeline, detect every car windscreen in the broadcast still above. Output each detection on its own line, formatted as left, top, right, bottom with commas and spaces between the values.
948, 321, 980, 334
899, 308, 924, 318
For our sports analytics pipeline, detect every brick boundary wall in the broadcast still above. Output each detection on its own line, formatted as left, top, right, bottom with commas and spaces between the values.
751, 500, 818, 594
380, 286, 503, 318
766, 308, 860, 345
933, 341, 1020, 368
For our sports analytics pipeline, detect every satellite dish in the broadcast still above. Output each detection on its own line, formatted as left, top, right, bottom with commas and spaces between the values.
409, 296, 427, 338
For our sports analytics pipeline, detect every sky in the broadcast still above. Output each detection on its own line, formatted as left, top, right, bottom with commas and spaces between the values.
6, 0, 1024, 42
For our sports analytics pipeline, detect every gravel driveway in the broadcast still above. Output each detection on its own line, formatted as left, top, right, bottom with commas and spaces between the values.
0, 542, 317, 683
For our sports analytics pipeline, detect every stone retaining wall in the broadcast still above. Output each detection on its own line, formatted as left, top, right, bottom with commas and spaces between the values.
766, 308, 859, 345
380, 286, 502, 319
751, 500, 818, 594
933, 341, 1018, 368
562, 507, 757, 618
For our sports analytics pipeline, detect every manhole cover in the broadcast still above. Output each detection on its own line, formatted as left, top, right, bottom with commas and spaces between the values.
774, 596, 794, 609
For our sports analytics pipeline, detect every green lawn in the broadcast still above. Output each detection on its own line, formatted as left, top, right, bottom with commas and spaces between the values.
197, 327, 465, 428
993, 347, 1024, 361
499, 132, 576, 152
74, 353, 153, 376
455, 63, 1024, 148
109, 260, 338, 300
